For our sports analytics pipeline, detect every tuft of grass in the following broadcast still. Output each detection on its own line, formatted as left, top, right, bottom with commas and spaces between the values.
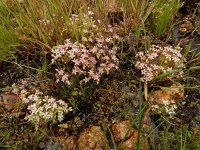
0, 0, 84, 57
0, 26, 18, 61
0, 2, 18, 61
151, 0, 181, 37
118, 0, 156, 37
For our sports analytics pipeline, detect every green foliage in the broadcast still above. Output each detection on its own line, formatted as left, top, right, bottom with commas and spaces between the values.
151, 0, 181, 37
0, 26, 18, 61
0, 0, 83, 56
118, 0, 156, 36
0, 2, 18, 61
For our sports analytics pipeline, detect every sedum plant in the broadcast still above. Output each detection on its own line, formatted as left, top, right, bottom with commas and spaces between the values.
22, 90, 72, 130
151, 102, 178, 117
51, 8, 120, 85
135, 44, 185, 83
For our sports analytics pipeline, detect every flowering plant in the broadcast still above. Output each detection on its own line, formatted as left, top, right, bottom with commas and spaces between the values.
149, 82, 184, 117
51, 8, 119, 85
22, 90, 72, 130
135, 45, 185, 83
151, 102, 177, 117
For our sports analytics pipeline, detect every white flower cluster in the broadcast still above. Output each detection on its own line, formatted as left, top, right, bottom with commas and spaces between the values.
51, 8, 119, 85
23, 90, 72, 130
135, 45, 185, 83
151, 101, 177, 117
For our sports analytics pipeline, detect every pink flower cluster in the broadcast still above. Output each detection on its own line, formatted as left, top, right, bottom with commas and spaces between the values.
51, 8, 119, 85
135, 45, 185, 83
51, 38, 119, 84
67, 7, 119, 44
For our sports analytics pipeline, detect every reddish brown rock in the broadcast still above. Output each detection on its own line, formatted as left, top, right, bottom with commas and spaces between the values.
149, 82, 184, 106
112, 120, 150, 150
78, 126, 110, 150
0, 93, 22, 112
111, 120, 134, 142
52, 135, 77, 150
120, 131, 149, 150
179, 20, 193, 34
142, 109, 151, 130
64, 135, 77, 150
192, 126, 200, 136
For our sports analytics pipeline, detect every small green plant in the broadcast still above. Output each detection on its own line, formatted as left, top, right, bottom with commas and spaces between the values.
151, 0, 181, 37
175, 124, 189, 150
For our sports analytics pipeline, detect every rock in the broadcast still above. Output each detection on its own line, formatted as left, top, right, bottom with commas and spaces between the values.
64, 136, 77, 150
142, 109, 151, 130
78, 126, 110, 150
120, 131, 149, 150
192, 126, 200, 136
0, 93, 22, 112
149, 83, 184, 116
45, 139, 62, 150
52, 135, 77, 150
111, 120, 134, 142
149, 82, 184, 106
179, 17, 193, 34
112, 120, 150, 150
167, 83, 185, 99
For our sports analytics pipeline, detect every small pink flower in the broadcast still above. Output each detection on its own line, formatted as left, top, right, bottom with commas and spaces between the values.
82, 77, 90, 83
111, 55, 118, 62
68, 51, 75, 59
61, 74, 69, 82
81, 53, 88, 59
98, 67, 104, 74
89, 57, 97, 64
80, 57, 86, 64
88, 70, 94, 76
99, 49, 105, 54
105, 38, 112, 42
93, 74, 100, 80
104, 66, 111, 74
56, 69, 65, 76
102, 56, 110, 61
91, 47, 98, 54
72, 67, 78, 75
108, 63, 116, 68
73, 59, 80, 66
